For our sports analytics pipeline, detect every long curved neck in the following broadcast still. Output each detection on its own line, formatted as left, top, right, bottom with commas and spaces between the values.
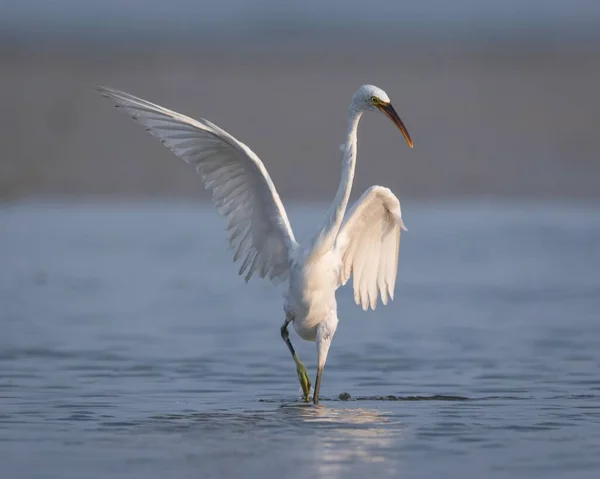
310, 107, 362, 256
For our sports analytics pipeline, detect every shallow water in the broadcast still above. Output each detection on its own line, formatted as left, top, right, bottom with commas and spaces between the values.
2, 200, 600, 478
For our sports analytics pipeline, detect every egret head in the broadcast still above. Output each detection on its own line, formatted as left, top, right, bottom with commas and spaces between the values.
353, 85, 413, 148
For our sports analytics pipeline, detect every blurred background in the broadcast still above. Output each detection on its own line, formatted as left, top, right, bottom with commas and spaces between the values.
1, 0, 599, 200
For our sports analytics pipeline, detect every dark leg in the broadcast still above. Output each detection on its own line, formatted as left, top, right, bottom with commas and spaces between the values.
281, 315, 311, 402
313, 367, 324, 404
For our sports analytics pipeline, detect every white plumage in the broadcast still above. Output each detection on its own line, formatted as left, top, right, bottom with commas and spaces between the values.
337, 186, 407, 311
97, 87, 296, 284
97, 84, 413, 404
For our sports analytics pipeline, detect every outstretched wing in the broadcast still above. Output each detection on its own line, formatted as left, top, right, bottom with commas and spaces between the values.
335, 186, 407, 311
97, 87, 297, 284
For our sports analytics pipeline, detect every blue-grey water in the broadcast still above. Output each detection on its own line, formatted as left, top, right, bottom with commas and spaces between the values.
3, 0, 600, 40
1, 200, 600, 478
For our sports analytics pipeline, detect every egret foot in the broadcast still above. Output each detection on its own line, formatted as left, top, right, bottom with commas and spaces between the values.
281, 315, 311, 401
294, 356, 311, 402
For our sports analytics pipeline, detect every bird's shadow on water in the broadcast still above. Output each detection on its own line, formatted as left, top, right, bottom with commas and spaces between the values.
144, 394, 470, 432
147, 400, 402, 437
136, 392, 597, 438
145, 393, 419, 432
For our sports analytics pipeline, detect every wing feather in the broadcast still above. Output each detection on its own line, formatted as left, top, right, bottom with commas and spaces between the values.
97, 87, 297, 284
336, 186, 406, 311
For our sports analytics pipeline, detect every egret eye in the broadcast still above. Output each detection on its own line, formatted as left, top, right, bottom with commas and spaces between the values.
370, 96, 378, 103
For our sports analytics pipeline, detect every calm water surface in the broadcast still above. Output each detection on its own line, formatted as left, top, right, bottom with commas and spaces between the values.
1, 201, 600, 478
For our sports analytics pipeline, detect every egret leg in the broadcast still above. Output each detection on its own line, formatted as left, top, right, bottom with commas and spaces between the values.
281, 316, 311, 402
313, 366, 324, 404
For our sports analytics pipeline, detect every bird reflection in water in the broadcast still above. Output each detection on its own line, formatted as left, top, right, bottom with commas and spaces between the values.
282, 405, 403, 478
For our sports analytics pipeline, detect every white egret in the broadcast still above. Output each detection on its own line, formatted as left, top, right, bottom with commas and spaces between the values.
97, 84, 413, 404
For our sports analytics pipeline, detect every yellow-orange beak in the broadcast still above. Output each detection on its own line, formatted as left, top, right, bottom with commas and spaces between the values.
378, 102, 413, 148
